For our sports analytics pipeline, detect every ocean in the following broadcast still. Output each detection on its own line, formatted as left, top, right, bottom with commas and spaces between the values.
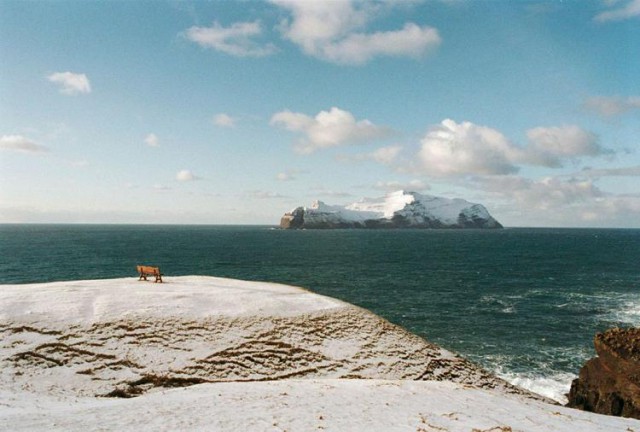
1, 224, 639, 403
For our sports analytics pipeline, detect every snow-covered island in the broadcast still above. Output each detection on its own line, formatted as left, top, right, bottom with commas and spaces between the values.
1, 276, 636, 431
280, 190, 503, 229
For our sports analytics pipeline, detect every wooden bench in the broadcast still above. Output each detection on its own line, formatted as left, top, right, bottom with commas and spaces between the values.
137, 265, 163, 283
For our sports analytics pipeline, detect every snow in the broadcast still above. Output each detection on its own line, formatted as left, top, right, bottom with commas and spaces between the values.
346, 190, 416, 218
2, 379, 637, 431
1, 276, 638, 431
0, 276, 346, 325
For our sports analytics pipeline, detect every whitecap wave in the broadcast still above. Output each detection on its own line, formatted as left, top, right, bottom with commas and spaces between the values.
498, 372, 576, 404
607, 297, 640, 327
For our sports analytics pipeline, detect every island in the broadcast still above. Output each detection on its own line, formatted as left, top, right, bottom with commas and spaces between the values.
280, 190, 503, 229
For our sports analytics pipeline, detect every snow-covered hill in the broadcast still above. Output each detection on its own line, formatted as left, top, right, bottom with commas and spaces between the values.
280, 190, 503, 229
2, 276, 637, 431
0, 276, 520, 399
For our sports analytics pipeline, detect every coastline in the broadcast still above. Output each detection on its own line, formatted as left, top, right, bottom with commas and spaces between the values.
1, 276, 638, 430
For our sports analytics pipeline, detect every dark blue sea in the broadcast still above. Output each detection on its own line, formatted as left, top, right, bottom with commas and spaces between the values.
1, 224, 639, 402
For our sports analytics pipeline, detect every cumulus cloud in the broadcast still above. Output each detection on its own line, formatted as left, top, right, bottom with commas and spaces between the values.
594, 0, 640, 22
525, 125, 605, 168
270, 107, 391, 154
583, 95, 640, 117
373, 179, 430, 192
184, 21, 277, 57
473, 174, 640, 227
418, 119, 522, 176
476, 175, 604, 211
370, 145, 402, 164
272, 0, 440, 65
416, 120, 607, 177
144, 133, 159, 147
273, 0, 367, 48
176, 170, 200, 182
317, 23, 441, 65
47, 72, 91, 95
0, 135, 48, 153
213, 113, 237, 128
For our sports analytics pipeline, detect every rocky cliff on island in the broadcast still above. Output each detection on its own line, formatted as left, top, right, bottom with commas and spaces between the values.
280, 190, 503, 229
567, 327, 640, 419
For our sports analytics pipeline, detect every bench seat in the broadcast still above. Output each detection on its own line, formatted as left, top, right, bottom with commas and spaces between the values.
136, 265, 163, 283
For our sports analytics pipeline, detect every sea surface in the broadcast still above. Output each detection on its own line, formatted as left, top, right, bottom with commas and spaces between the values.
1, 224, 639, 403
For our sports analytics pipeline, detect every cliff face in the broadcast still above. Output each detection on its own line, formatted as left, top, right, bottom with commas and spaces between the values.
567, 328, 640, 419
280, 190, 503, 229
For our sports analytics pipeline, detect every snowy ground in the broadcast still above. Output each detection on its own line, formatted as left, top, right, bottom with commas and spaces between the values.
3, 379, 638, 432
1, 276, 638, 431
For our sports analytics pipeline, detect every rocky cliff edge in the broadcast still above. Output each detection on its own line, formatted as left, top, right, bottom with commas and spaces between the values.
567, 327, 640, 419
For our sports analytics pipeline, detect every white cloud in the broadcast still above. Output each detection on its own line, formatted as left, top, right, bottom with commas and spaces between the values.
272, 0, 369, 51
370, 145, 402, 164
583, 95, 640, 117
144, 133, 159, 147
213, 113, 237, 128
317, 23, 441, 65
184, 21, 277, 57
176, 170, 200, 182
525, 125, 605, 168
477, 175, 603, 210
472, 174, 640, 227
47, 72, 91, 95
415, 120, 607, 177
594, 0, 640, 22
272, 0, 440, 65
0, 135, 48, 153
373, 179, 430, 192
270, 107, 391, 154
418, 119, 522, 176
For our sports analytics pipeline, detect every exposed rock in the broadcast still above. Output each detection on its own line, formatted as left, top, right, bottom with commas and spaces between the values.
279, 190, 503, 229
280, 208, 304, 229
567, 327, 640, 419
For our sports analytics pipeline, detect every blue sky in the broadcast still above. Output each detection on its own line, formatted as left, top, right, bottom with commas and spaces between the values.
1, 0, 639, 227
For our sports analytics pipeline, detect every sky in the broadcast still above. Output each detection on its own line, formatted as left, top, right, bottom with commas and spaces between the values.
1, 0, 639, 227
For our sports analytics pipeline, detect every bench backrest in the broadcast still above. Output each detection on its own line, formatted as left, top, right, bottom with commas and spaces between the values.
137, 265, 160, 275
